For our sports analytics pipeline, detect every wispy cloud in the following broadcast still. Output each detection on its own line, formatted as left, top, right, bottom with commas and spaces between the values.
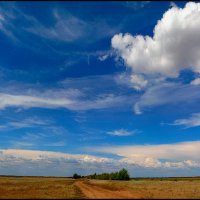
123, 1, 150, 10
133, 82, 200, 114
173, 113, 200, 128
0, 2, 121, 72
0, 5, 20, 43
0, 4, 121, 44
25, 7, 121, 43
107, 129, 138, 136
0, 117, 52, 131
24, 10, 89, 42
0, 91, 129, 111
0, 75, 133, 112
9, 128, 68, 149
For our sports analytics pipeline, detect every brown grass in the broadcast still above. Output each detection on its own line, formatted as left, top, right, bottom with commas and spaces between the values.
0, 176, 85, 199
87, 178, 200, 199
1, 176, 200, 199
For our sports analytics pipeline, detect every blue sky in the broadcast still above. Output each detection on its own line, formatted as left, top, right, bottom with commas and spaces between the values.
1, 1, 200, 177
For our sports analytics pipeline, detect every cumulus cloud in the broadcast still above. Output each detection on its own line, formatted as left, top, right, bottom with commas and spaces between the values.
96, 140, 200, 160
120, 155, 162, 168
173, 113, 200, 128
0, 149, 118, 176
107, 129, 138, 136
112, 2, 200, 90
93, 140, 200, 169
1, 147, 200, 177
0, 149, 111, 163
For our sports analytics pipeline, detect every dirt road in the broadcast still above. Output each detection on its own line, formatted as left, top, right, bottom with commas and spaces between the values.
75, 180, 137, 199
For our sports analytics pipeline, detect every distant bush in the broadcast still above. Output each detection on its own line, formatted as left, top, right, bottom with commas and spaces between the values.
87, 168, 130, 180
73, 173, 82, 179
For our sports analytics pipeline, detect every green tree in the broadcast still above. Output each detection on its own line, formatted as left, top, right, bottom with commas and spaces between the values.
86, 169, 130, 180
118, 168, 130, 180
73, 173, 81, 179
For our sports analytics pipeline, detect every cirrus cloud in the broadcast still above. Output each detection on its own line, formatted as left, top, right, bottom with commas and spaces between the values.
173, 113, 200, 128
107, 129, 139, 136
0, 90, 129, 111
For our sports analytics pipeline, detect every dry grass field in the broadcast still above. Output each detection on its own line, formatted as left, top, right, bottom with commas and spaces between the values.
0, 176, 200, 199
0, 176, 85, 199
85, 178, 200, 199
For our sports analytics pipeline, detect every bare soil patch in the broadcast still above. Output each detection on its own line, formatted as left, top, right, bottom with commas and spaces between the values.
75, 180, 137, 199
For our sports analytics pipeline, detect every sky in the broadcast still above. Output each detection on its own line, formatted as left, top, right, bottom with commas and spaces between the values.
1, 1, 200, 177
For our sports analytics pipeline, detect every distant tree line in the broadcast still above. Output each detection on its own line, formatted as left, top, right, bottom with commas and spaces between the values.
72, 168, 130, 180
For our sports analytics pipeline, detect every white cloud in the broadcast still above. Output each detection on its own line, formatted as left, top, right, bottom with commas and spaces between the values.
95, 140, 200, 161
120, 155, 162, 168
0, 117, 52, 132
183, 160, 200, 168
0, 91, 128, 111
173, 113, 200, 128
25, 13, 89, 42
0, 8, 19, 42
8, 126, 68, 149
130, 74, 148, 90
0, 5, 121, 45
0, 149, 111, 163
107, 129, 137, 136
11, 117, 50, 128
98, 54, 109, 61
123, 2, 150, 10
170, 2, 178, 8
0, 74, 135, 112
0, 72, 139, 112
133, 82, 200, 114
112, 2, 200, 90
1, 145, 200, 176
191, 78, 200, 85
0, 149, 118, 176
93, 140, 200, 169
0, 92, 71, 109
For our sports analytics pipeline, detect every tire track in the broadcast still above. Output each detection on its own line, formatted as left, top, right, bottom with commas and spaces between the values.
75, 180, 138, 199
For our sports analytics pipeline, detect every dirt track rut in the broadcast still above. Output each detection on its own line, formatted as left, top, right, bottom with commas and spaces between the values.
75, 180, 137, 199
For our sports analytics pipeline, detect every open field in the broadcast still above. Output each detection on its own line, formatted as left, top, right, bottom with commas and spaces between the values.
0, 176, 84, 199
1, 176, 200, 199
80, 178, 200, 199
